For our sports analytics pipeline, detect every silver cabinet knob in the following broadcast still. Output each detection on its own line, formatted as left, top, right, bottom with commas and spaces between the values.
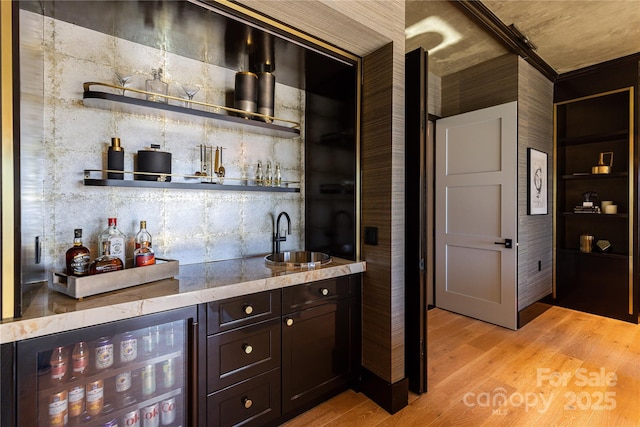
320, 288, 329, 296
285, 317, 294, 327
243, 397, 253, 409
243, 304, 254, 315
243, 343, 253, 354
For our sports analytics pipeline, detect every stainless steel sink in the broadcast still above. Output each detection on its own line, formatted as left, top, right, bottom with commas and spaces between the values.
264, 251, 332, 268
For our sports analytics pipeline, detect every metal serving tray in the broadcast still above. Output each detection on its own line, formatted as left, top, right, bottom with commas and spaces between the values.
49, 258, 179, 299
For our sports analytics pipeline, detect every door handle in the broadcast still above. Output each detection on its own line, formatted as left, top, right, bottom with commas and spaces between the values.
494, 238, 513, 249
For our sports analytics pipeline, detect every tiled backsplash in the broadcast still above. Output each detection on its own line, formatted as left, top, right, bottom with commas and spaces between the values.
21, 10, 305, 273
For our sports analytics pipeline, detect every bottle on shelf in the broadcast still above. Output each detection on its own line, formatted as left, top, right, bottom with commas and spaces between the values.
265, 160, 273, 186
65, 229, 91, 276
164, 322, 175, 350
89, 241, 124, 274
99, 217, 127, 267
275, 162, 282, 187
146, 68, 168, 103
71, 341, 89, 377
134, 241, 156, 267
107, 137, 124, 180
142, 326, 160, 356
255, 160, 264, 186
50, 346, 68, 383
135, 220, 152, 249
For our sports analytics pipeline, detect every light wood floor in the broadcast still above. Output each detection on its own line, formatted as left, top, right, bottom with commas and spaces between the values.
282, 306, 640, 426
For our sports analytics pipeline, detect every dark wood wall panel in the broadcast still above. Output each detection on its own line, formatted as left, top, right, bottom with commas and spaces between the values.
361, 42, 394, 380
441, 54, 518, 117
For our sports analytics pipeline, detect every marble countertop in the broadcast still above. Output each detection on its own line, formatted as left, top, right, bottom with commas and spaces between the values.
0, 256, 365, 344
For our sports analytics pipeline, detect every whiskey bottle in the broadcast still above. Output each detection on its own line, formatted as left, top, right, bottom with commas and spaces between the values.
134, 241, 155, 267
90, 241, 124, 274
65, 229, 91, 276
99, 218, 127, 268
146, 68, 168, 103
135, 220, 152, 249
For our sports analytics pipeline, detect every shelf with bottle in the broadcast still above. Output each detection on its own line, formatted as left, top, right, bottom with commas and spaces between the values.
83, 169, 301, 193
82, 82, 301, 139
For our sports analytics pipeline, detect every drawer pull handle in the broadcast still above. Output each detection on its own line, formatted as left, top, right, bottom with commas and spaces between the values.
243, 396, 253, 409
243, 343, 253, 354
243, 304, 254, 315
285, 317, 294, 327
320, 288, 329, 296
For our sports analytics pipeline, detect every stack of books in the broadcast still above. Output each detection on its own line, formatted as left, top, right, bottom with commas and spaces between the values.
574, 206, 601, 214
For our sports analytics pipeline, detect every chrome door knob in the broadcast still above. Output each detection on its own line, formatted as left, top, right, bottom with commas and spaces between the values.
320, 288, 329, 296
243, 343, 253, 354
243, 304, 254, 315
285, 317, 294, 327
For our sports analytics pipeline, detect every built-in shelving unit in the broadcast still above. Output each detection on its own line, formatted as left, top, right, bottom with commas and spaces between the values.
554, 87, 636, 322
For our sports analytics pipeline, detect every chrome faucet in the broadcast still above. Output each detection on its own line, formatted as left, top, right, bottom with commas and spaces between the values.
273, 211, 291, 254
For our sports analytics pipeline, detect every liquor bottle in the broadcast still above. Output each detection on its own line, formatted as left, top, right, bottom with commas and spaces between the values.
50, 346, 68, 383
274, 162, 282, 187
99, 218, 126, 267
134, 241, 155, 267
90, 241, 124, 274
135, 220, 152, 249
65, 229, 91, 276
71, 341, 89, 377
146, 68, 168, 103
265, 161, 273, 186
255, 160, 264, 186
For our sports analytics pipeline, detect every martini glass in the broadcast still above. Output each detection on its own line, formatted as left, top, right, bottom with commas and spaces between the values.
181, 84, 200, 108
114, 71, 133, 95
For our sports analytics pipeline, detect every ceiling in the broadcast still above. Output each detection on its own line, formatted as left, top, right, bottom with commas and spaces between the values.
406, 0, 640, 78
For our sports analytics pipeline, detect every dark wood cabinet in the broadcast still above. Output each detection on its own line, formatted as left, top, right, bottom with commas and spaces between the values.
554, 87, 637, 322
281, 275, 361, 416
206, 291, 282, 426
205, 276, 362, 425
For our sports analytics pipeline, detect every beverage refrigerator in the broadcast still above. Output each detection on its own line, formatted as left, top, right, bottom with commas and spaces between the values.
14, 306, 199, 427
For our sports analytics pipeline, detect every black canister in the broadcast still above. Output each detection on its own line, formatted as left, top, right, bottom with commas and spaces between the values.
107, 137, 124, 179
257, 72, 275, 122
136, 145, 172, 182
234, 71, 258, 119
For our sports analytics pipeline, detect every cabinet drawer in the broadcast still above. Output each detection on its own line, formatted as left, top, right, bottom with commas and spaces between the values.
283, 275, 358, 313
208, 318, 281, 392
207, 290, 281, 334
208, 368, 281, 427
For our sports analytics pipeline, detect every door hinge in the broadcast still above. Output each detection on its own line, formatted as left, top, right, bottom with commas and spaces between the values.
420, 338, 425, 356
419, 258, 425, 271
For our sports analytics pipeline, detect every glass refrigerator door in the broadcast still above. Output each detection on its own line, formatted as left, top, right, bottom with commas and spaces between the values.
17, 306, 197, 427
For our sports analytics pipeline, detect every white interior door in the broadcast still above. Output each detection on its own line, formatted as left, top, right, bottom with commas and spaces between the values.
435, 101, 517, 330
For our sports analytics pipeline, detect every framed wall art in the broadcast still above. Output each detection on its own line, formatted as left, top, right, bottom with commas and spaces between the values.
528, 148, 548, 215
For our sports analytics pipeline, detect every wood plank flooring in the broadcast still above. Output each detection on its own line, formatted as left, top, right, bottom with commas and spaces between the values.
282, 306, 640, 426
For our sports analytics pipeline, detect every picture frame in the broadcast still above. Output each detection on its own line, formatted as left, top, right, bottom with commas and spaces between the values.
527, 147, 548, 215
